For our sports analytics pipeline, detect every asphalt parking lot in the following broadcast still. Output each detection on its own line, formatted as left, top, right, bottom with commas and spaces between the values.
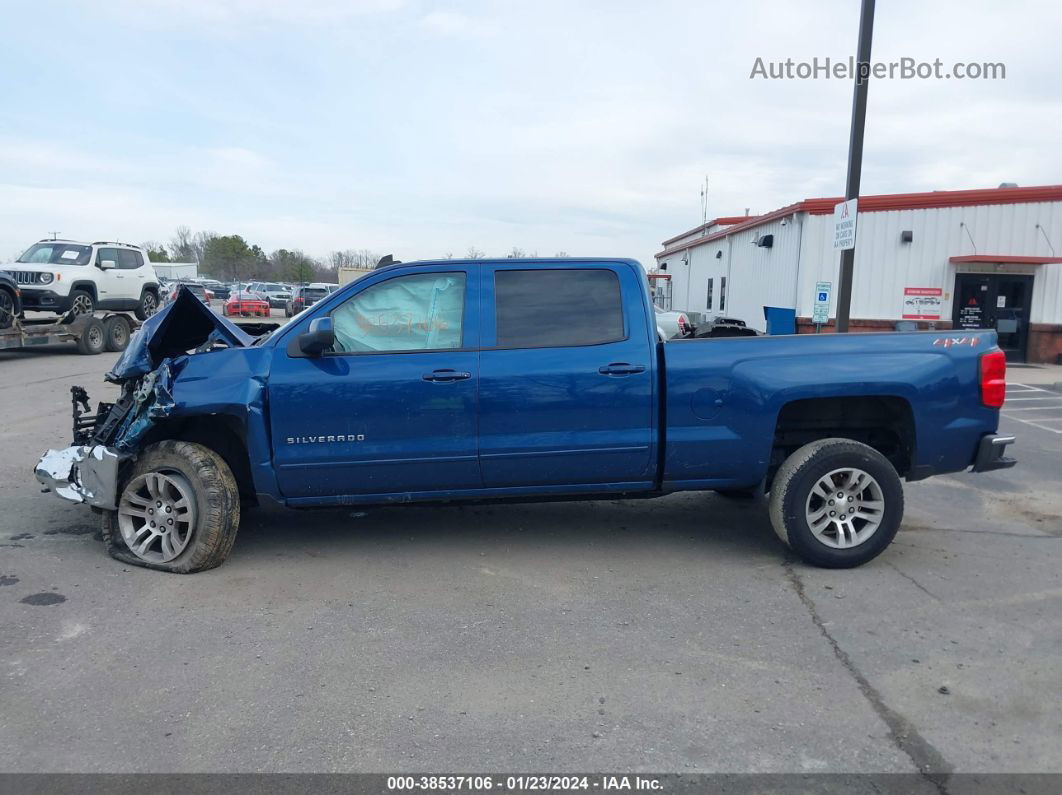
0, 346, 1059, 776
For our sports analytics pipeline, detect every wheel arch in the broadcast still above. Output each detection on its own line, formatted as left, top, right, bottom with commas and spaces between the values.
69, 280, 99, 300
770, 395, 915, 486
138, 414, 256, 502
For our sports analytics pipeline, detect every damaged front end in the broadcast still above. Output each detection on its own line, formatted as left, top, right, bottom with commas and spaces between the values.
34, 289, 257, 510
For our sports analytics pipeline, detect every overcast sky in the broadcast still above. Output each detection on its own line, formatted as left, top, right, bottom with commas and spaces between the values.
2, 0, 1059, 267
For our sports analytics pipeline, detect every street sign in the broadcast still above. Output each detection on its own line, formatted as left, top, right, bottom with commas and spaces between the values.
833, 198, 858, 250
813, 281, 832, 324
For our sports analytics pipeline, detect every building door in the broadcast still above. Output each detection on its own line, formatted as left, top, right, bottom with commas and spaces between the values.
952, 273, 1033, 362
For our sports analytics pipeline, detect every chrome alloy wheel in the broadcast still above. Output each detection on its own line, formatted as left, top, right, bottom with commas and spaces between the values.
117, 471, 198, 563
70, 293, 94, 316
804, 467, 885, 549
142, 292, 158, 316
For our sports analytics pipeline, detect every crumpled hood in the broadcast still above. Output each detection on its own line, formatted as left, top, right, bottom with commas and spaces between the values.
108, 287, 255, 381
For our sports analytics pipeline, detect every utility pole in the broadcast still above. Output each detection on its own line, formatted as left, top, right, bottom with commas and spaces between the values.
835, 0, 875, 333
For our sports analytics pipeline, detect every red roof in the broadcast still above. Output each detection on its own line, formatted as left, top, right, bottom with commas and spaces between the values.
660, 215, 761, 247
656, 184, 1062, 259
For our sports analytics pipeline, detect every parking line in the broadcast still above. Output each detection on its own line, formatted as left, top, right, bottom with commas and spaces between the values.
1004, 405, 1062, 411
1001, 415, 1062, 433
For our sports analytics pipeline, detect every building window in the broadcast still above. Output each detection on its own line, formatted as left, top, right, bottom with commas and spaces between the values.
706, 278, 714, 311
720, 277, 726, 311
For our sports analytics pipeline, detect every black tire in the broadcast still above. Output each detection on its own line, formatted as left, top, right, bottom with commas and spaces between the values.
134, 289, 159, 321
103, 315, 131, 352
101, 440, 241, 573
68, 289, 96, 317
768, 438, 903, 568
76, 318, 107, 355
0, 287, 15, 329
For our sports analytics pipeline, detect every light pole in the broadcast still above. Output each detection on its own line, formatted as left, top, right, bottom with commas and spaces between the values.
835, 0, 875, 333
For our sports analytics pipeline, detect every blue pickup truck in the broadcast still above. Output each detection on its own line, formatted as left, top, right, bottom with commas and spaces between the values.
35, 258, 1015, 573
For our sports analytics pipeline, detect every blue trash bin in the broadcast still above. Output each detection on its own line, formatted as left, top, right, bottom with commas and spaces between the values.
763, 306, 797, 335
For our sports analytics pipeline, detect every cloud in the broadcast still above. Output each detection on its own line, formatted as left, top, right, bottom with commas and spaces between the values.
1, 0, 1059, 270
102, 0, 406, 27
420, 11, 496, 38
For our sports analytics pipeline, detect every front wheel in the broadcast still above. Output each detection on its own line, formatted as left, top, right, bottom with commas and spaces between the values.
101, 440, 241, 573
768, 438, 903, 568
68, 289, 95, 317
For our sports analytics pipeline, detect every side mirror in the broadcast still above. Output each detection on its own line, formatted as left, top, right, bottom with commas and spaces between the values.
298, 316, 334, 356
99, 259, 116, 270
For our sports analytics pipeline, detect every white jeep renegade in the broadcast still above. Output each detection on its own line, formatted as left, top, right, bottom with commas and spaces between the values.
6, 239, 162, 319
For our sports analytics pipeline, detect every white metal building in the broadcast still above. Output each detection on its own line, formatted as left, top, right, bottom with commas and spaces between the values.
151, 262, 197, 280
653, 185, 1062, 363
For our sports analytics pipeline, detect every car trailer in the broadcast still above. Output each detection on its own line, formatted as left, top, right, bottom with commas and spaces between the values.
0, 313, 138, 355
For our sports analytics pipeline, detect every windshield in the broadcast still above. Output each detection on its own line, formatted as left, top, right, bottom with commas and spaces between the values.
301, 288, 328, 300
17, 243, 92, 266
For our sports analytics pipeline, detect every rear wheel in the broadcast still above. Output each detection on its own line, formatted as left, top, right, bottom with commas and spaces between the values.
134, 290, 159, 320
76, 318, 106, 355
101, 440, 240, 573
0, 288, 15, 329
103, 315, 131, 352
768, 438, 903, 568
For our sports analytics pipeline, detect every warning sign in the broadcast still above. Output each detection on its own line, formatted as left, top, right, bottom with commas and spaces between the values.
833, 199, 857, 250
902, 287, 943, 320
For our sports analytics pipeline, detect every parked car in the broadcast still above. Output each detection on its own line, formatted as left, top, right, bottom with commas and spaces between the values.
246, 281, 291, 308
201, 280, 231, 300
2, 239, 161, 319
284, 284, 334, 317
0, 271, 22, 329
169, 282, 212, 304
36, 258, 1016, 574
654, 304, 690, 339
691, 315, 761, 338
223, 291, 270, 317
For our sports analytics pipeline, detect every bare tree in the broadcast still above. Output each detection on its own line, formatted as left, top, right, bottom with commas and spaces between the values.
169, 225, 196, 262
507, 247, 525, 259
554, 250, 569, 258
466, 246, 486, 259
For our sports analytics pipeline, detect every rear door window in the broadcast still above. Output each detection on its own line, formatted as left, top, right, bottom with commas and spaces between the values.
117, 249, 140, 269
493, 269, 624, 348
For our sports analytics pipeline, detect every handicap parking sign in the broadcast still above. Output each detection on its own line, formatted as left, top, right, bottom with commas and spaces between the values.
818, 291, 828, 302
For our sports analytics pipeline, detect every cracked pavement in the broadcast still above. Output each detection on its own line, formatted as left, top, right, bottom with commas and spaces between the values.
0, 347, 1060, 774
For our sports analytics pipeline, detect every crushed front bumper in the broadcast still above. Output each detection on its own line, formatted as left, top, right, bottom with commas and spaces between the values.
35, 445, 122, 510
971, 433, 1017, 473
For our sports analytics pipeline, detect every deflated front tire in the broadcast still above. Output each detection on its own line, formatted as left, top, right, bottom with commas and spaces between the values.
101, 440, 240, 573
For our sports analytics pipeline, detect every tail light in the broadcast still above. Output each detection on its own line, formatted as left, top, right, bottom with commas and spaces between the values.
678, 315, 688, 334
979, 351, 1006, 408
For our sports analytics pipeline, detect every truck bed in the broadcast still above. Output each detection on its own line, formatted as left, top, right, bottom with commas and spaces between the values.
662, 330, 999, 489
